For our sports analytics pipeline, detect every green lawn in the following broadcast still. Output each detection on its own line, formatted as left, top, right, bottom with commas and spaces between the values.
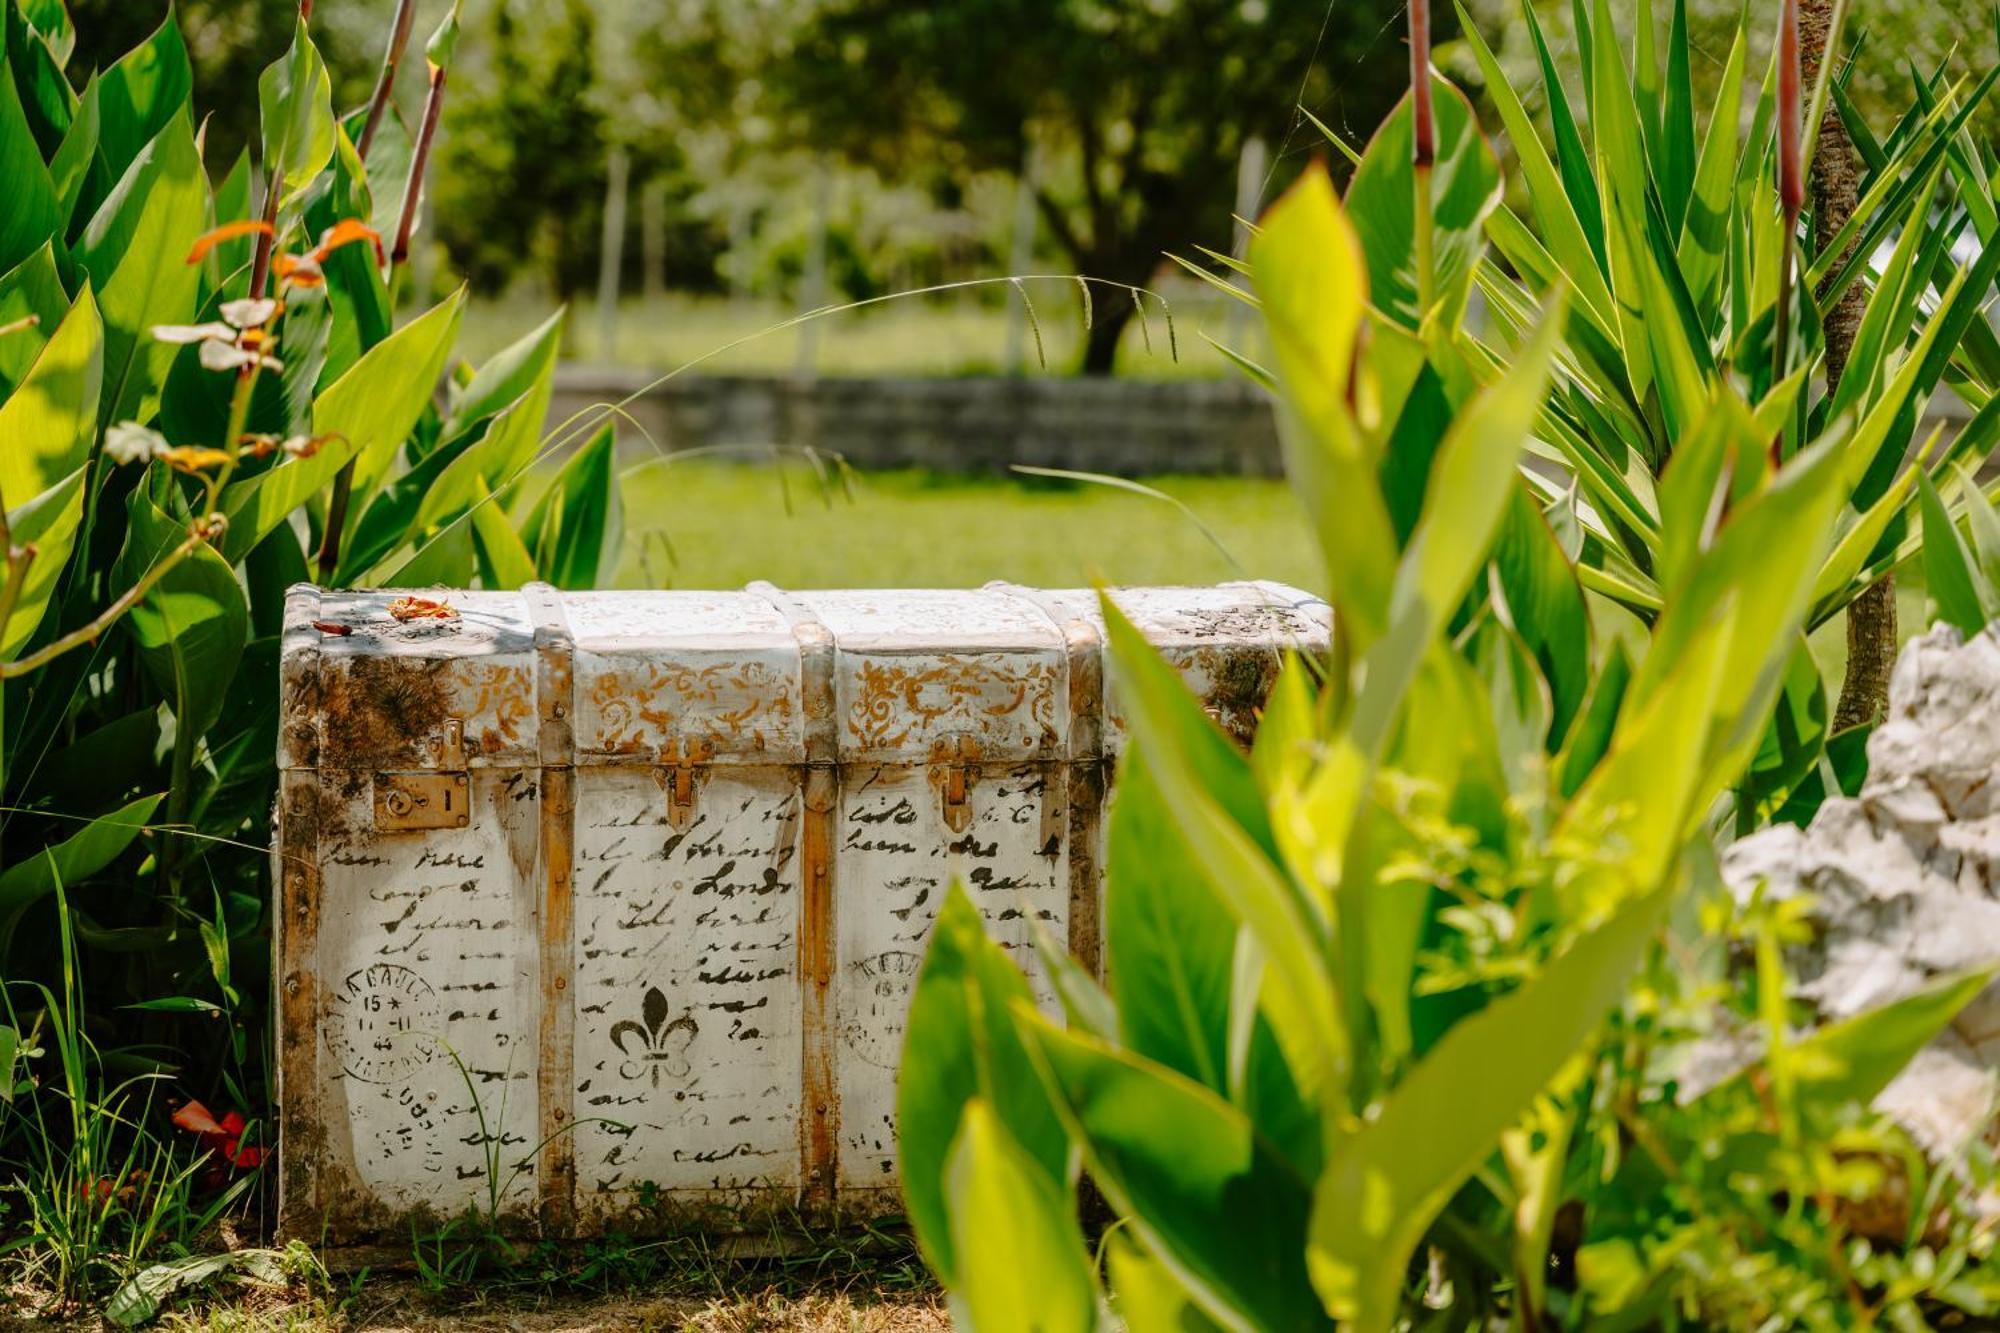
612, 461, 1321, 592
465, 288, 1249, 380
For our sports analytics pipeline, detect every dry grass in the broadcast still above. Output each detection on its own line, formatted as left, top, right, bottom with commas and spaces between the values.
3, 1278, 947, 1332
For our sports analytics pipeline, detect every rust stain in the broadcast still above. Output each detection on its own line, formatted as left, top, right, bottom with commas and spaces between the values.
537, 765, 577, 1235
848, 656, 1059, 750
317, 655, 456, 767
275, 768, 323, 1240
799, 765, 838, 1214
528, 582, 578, 1237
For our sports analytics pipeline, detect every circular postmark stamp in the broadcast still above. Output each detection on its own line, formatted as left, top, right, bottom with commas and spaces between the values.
326, 964, 441, 1083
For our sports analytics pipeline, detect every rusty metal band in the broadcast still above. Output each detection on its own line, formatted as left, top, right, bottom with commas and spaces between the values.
747, 581, 841, 1213
524, 583, 578, 1235
986, 583, 1107, 975
275, 584, 325, 1239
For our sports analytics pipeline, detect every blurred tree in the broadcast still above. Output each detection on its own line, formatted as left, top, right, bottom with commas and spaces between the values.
667, 0, 1421, 374
433, 0, 706, 308
67, 0, 368, 169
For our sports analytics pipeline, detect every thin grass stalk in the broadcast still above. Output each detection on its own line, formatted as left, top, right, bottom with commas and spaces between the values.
357, 0, 419, 160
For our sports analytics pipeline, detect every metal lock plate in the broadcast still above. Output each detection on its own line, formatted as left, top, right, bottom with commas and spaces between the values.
656, 737, 716, 831
929, 735, 982, 833
372, 772, 471, 831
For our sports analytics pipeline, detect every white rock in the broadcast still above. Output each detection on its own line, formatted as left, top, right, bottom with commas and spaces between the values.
1723, 624, 2000, 1159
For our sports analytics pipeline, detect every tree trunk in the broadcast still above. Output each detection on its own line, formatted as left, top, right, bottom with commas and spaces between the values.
1080, 299, 1135, 375
1805, 0, 1889, 729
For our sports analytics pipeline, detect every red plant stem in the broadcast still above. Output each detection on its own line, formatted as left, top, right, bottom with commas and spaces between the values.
1778, 0, 1803, 215
391, 64, 447, 271
1772, 0, 1803, 462
247, 180, 282, 299
299, 0, 313, 19
358, 0, 419, 160
1409, 0, 1434, 167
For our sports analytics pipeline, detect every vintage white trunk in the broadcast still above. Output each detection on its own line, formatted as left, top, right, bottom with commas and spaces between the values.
275, 581, 1328, 1246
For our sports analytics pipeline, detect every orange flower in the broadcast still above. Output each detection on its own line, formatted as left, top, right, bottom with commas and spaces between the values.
186, 221, 274, 266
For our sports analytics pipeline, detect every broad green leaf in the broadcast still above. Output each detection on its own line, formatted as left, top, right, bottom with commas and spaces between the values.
0, 243, 67, 398
0, 466, 84, 661
221, 288, 465, 565
522, 423, 622, 589
1918, 469, 1990, 635
1345, 73, 1502, 332
1623, 436, 1851, 805
76, 109, 205, 428
116, 474, 248, 742
1351, 308, 1562, 762
1699, 968, 1997, 1122
1308, 885, 1673, 1332
898, 885, 1071, 1287
1658, 0, 1697, 235
1250, 656, 1316, 800
19, 0, 75, 67
0, 793, 163, 934
0, 37, 60, 276
1099, 595, 1274, 856
1248, 163, 1397, 646
0, 283, 96, 659
443, 307, 568, 443
95, 7, 191, 178
1020, 1021, 1331, 1332
308, 127, 392, 382
48, 75, 102, 224
943, 1101, 1099, 1333
1103, 751, 1233, 1096
257, 17, 336, 197
1492, 486, 1591, 747
6, 1, 73, 155
469, 480, 538, 590
416, 362, 558, 537
1105, 1233, 1224, 1333
0, 284, 100, 507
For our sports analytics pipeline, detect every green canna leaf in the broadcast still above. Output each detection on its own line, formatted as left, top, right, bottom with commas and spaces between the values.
1308, 883, 1675, 1333
942, 1100, 1100, 1333
521, 422, 622, 590
899, 885, 1071, 1289
1344, 73, 1501, 333
95, 7, 191, 179
76, 109, 204, 429
114, 470, 248, 744
221, 288, 465, 564
257, 17, 336, 199
1019, 1019, 1330, 1331
0, 35, 60, 276
1248, 163, 1398, 647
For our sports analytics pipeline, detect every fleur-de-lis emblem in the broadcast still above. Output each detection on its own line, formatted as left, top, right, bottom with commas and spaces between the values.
610, 985, 697, 1087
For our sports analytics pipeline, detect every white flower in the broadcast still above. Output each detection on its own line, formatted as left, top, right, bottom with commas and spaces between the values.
218, 297, 278, 330
104, 421, 169, 465
197, 340, 282, 374
151, 321, 236, 345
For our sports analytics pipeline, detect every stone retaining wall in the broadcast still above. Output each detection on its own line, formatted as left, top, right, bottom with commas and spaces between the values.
549, 367, 1976, 478
550, 368, 1285, 476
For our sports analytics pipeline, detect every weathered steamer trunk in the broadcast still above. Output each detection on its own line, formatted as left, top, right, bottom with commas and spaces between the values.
276, 581, 1327, 1247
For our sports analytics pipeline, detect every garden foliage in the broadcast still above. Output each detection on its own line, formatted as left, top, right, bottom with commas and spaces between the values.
0, 0, 613, 1303
901, 6, 2000, 1328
